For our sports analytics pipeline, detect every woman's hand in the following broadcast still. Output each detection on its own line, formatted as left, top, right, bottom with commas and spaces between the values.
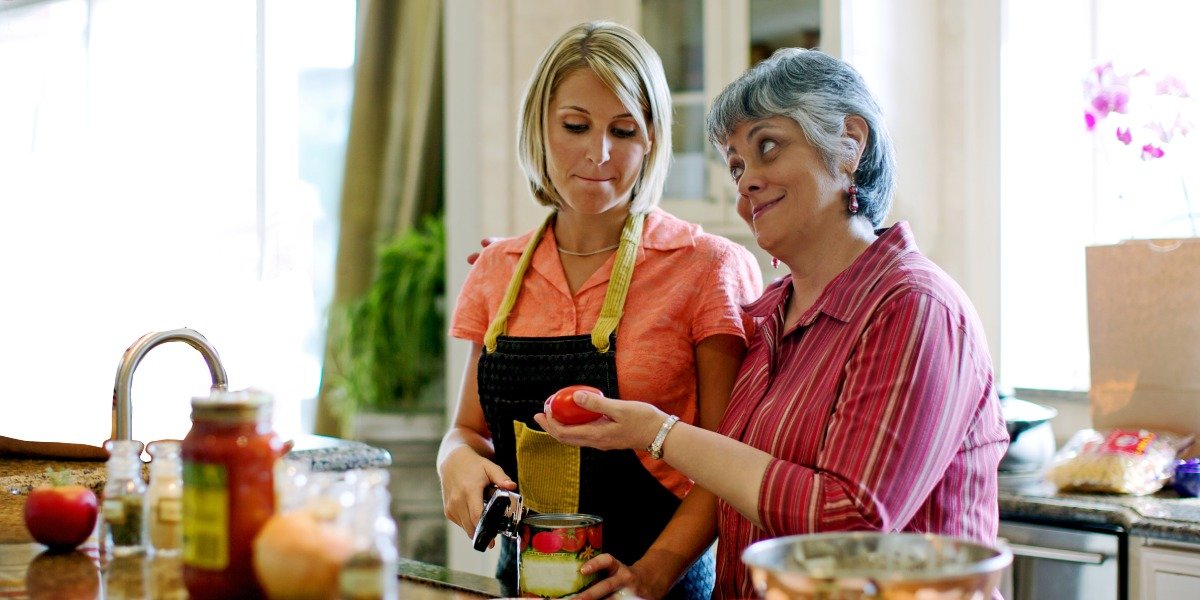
533, 391, 666, 452
466, 237, 505, 265
437, 444, 515, 538
571, 554, 664, 600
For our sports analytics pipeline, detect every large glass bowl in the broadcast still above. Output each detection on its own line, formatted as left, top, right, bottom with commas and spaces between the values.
741, 532, 1012, 599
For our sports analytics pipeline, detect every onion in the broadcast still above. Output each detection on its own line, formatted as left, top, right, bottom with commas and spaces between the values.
253, 509, 355, 600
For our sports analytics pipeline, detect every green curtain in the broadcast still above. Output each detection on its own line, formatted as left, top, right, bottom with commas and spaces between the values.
315, 0, 444, 436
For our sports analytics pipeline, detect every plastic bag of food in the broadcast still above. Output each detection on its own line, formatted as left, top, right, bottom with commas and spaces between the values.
1046, 428, 1194, 495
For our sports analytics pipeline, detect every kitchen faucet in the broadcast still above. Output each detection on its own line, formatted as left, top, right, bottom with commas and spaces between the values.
111, 328, 229, 441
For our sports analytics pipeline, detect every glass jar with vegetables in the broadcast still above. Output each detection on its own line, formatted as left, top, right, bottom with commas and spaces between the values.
101, 439, 146, 556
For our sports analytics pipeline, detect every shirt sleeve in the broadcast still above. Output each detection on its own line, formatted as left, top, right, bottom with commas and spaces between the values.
690, 240, 764, 344
756, 289, 990, 536
447, 248, 499, 344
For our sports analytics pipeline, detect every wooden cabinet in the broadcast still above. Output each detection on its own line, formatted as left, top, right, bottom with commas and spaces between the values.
1130, 537, 1200, 600
640, 0, 824, 231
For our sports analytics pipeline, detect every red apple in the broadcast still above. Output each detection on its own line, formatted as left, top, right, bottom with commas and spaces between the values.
23, 469, 99, 550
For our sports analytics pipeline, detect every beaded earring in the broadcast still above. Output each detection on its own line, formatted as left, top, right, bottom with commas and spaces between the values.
848, 183, 859, 215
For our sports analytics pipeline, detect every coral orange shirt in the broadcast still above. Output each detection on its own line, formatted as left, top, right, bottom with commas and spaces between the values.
450, 208, 763, 497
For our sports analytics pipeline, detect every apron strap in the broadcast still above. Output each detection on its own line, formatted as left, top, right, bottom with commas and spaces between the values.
592, 212, 644, 352
483, 213, 553, 353
482, 212, 646, 354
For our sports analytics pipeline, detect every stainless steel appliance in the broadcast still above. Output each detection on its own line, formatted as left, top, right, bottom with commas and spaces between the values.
999, 395, 1058, 473
998, 519, 1124, 600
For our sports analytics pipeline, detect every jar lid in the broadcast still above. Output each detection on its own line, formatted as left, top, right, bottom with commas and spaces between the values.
191, 388, 273, 421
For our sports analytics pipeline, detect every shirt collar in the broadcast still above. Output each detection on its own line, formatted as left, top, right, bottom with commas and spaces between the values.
502, 208, 701, 294
741, 221, 919, 324
501, 208, 700, 256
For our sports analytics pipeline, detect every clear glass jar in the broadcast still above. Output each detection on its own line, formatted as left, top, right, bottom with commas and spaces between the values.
181, 388, 285, 600
339, 469, 399, 600
101, 439, 146, 556
146, 440, 183, 555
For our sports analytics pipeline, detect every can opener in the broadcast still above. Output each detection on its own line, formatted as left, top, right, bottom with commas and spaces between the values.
471, 486, 526, 551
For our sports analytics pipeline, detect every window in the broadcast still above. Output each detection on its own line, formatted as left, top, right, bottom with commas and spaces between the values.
1000, 0, 1200, 391
0, 0, 356, 444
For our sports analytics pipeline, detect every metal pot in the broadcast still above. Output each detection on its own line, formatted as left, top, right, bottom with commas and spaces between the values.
999, 396, 1058, 473
741, 532, 1011, 599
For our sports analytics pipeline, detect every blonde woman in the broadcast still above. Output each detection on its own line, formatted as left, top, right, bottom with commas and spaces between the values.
436, 21, 761, 599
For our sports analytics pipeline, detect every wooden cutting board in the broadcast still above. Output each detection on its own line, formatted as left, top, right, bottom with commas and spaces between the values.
0, 436, 108, 462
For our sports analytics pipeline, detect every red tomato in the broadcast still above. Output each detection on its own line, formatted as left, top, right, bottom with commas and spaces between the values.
543, 385, 604, 425
559, 527, 586, 552
23, 480, 99, 550
587, 525, 602, 550
531, 531, 564, 554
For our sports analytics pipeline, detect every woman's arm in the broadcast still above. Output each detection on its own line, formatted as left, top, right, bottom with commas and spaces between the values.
540, 291, 988, 535
437, 343, 517, 537
536, 388, 774, 528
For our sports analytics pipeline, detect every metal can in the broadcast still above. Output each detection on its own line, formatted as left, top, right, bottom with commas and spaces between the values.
518, 514, 603, 598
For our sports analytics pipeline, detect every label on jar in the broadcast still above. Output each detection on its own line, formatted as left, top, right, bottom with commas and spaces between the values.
182, 462, 229, 570
103, 498, 127, 524
157, 497, 183, 523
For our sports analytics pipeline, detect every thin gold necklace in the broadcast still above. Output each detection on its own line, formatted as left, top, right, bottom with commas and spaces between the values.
557, 243, 619, 257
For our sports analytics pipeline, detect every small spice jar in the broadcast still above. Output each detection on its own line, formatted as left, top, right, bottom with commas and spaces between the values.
181, 388, 285, 600
101, 439, 147, 556
146, 440, 183, 555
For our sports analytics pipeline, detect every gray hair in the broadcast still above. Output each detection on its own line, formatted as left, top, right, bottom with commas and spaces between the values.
705, 48, 896, 226
517, 21, 672, 213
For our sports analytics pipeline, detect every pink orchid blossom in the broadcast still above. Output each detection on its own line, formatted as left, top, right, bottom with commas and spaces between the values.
1141, 144, 1165, 160
1116, 127, 1133, 144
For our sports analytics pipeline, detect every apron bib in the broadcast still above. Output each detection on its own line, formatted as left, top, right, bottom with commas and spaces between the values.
477, 212, 712, 599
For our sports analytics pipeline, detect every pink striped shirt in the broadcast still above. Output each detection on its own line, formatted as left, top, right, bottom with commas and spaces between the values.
714, 222, 1008, 599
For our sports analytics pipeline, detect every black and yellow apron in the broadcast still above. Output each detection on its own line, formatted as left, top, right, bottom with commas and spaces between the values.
478, 212, 713, 599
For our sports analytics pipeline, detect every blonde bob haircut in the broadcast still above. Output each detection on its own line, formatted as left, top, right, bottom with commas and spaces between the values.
517, 21, 672, 214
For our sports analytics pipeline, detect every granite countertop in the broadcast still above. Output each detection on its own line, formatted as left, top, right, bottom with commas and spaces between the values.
999, 475, 1200, 544
1, 434, 390, 496
0, 435, 503, 598
1, 435, 391, 545
0, 540, 501, 599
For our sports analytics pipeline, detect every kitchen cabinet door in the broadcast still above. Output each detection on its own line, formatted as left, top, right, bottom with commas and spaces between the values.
1135, 543, 1200, 600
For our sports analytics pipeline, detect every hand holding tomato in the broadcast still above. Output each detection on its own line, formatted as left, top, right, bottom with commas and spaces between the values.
23, 468, 99, 550
544, 385, 605, 425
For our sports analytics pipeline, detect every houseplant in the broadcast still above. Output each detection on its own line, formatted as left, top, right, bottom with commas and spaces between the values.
326, 214, 449, 564
329, 214, 447, 424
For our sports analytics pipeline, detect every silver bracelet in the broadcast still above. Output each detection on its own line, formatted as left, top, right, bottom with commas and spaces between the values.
647, 415, 680, 460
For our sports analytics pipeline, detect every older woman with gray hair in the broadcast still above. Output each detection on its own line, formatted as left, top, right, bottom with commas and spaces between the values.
537, 48, 1008, 599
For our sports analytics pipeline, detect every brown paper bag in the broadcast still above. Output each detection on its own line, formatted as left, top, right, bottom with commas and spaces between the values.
1086, 239, 1200, 456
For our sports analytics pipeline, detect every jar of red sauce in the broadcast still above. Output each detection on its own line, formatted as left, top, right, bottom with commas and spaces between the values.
181, 388, 285, 600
